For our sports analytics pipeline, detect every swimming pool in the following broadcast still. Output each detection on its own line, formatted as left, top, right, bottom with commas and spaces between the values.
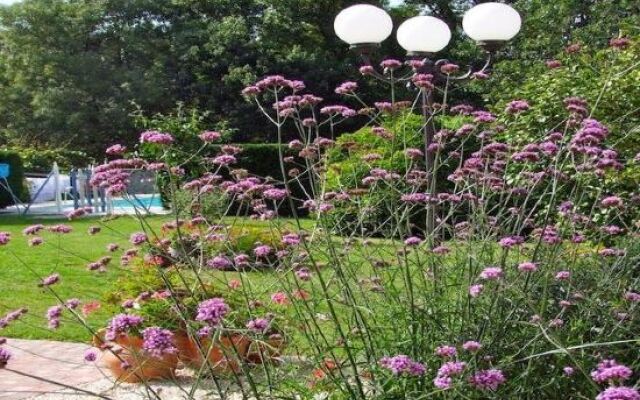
111, 195, 164, 209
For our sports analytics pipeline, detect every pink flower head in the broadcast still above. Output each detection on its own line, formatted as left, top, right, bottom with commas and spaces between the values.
83, 349, 98, 362
546, 59, 562, 69
555, 271, 571, 281
23, 224, 44, 235
335, 81, 358, 95
609, 37, 631, 49
506, 99, 530, 114
207, 256, 232, 270
435, 345, 457, 358
255, 75, 289, 90
0, 232, 10, 245
404, 236, 422, 246
139, 130, 174, 145
105, 314, 144, 340
596, 387, 640, 400
412, 73, 434, 89
105, 144, 127, 156
129, 232, 147, 246
49, 224, 72, 234
211, 154, 237, 166
591, 359, 633, 384
242, 85, 261, 96
472, 71, 490, 80
295, 268, 312, 281
320, 105, 356, 118
565, 43, 581, 53
380, 59, 402, 70
41, 273, 60, 287
518, 262, 538, 273
199, 131, 221, 143
254, 245, 272, 258
246, 318, 270, 334
469, 284, 484, 297
196, 298, 229, 326
263, 188, 287, 201
282, 233, 300, 246
271, 292, 289, 305
473, 111, 496, 123
498, 235, 524, 248
379, 355, 426, 376
601, 196, 623, 208
359, 65, 375, 75
462, 341, 482, 352
440, 63, 460, 74
142, 327, 176, 358
0, 347, 11, 367
469, 369, 506, 391
405, 148, 424, 159
450, 104, 474, 115
624, 291, 640, 303
480, 267, 503, 281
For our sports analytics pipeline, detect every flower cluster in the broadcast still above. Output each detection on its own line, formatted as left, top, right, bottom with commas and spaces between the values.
105, 314, 144, 341
139, 130, 174, 145
379, 355, 426, 376
195, 298, 229, 326
142, 327, 177, 358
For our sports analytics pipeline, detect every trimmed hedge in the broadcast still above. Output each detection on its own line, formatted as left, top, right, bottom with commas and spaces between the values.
0, 150, 25, 209
13, 147, 93, 173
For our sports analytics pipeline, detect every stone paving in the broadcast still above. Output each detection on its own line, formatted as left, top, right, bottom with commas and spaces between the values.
0, 339, 105, 400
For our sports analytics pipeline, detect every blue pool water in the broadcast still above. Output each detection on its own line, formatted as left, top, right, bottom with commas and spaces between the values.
111, 196, 163, 209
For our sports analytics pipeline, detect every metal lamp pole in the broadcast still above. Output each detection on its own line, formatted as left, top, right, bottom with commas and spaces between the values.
334, 3, 521, 236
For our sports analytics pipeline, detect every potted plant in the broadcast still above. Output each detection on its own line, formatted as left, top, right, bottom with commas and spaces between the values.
94, 314, 179, 383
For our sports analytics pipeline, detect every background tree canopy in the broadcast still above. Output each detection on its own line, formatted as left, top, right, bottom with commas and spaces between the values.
0, 0, 637, 159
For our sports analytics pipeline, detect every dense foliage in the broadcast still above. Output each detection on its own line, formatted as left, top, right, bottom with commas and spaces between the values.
0, 150, 25, 208
2, 0, 636, 159
0, 0, 385, 155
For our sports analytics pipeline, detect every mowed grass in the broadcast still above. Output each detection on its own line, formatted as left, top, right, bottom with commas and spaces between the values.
0, 214, 170, 342
0, 214, 316, 343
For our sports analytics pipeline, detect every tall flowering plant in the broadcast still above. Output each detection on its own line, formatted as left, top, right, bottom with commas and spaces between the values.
1, 49, 639, 400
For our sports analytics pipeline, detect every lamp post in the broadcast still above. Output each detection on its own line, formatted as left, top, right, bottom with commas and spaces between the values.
334, 2, 521, 236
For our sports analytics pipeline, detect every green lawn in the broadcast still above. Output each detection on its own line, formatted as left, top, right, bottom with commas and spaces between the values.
0, 214, 317, 343
0, 214, 170, 342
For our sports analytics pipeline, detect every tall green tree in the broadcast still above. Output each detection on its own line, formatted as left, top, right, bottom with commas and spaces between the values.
0, 0, 382, 155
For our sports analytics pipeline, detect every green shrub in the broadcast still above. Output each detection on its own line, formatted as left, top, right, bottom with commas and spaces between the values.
489, 37, 640, 155
10, 147, 93, 173
0, 150, 25, 209
324, 113, 469, 235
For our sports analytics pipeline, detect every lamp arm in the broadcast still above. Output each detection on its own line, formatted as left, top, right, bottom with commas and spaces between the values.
447, 52, 493, 81
358, 54, 392, 82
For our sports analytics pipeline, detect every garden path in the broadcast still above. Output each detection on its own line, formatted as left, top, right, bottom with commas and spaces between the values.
0, 339, 249, 399
0, 339, 104, 400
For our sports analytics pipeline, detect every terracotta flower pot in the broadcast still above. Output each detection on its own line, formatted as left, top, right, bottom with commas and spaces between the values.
245, 336, 286, 364
185, 335, 250, 374
173, 331, 198, 364
101, 335, 178, 383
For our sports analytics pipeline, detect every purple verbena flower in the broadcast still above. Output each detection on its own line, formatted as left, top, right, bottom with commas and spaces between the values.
480, 267, 503, 280
379, 355, 426, 376
129, 232, 147, 246
105, 314, 144, 341
142, 327, 177, 358
596, 387, 640, 400
196, 298, 229, 326
591, 359, 633, 384
469, 369, 506, 391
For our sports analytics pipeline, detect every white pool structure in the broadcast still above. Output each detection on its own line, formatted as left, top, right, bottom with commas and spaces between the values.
0, 193, 168, 216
